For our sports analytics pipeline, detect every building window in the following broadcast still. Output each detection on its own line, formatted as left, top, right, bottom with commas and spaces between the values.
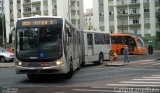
131, 0, 137, 3
144, 0, 149, 2
10, 1, 13, 4
99, 12, 104, 16
18, 9, 21, 13
25, 0, 30, 2
10, 19, 14, 22
24, 7, 31, 12
133, 8, 137, 14
144, 8, 149, 12
109, 11, 114, 15
17, 0, 20, 3
133, 19, 139, 24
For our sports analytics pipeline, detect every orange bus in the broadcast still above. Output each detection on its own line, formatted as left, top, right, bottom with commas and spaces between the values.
111, 33, 147, 55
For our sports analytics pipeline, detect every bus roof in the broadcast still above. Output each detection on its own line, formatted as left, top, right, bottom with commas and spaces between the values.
83, 30, 110, 34
111, 33, 131, 36
17, 16, 63, 21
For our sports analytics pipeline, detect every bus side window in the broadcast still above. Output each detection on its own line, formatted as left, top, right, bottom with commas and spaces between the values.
105, 34, 110, 44
94, 33, 100, 44
87, 33, 93, 45
65, 24, 71, 43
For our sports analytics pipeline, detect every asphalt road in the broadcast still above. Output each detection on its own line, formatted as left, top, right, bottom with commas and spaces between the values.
0, 50, 160, 93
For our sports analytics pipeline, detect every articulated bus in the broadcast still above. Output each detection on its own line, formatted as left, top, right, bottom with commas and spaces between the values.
111, 33, 147, 55
14, 16, 83, 79
82, 30, 112, 65
14, 16, 112, 80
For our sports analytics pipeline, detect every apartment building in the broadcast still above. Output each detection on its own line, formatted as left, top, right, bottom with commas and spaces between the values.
0, 0, 3, 16
93, 0, 155, 35
93, 0, 160, 47
84, 8, 94, 30
4, 0, 84, 42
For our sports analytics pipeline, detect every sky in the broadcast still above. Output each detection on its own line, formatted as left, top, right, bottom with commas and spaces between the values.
83, 0, 93, 13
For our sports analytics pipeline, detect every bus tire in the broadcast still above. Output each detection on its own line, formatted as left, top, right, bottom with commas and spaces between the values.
64, 63, 73, 79
121, 48, 124, 55
94, 53, 104, 65
81, 62, 85, 67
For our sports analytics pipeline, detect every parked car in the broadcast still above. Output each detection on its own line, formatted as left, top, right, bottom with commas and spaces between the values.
0, 49, 14, 63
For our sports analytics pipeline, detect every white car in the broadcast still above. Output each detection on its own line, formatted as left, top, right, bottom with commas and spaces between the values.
0, 49, 14, 63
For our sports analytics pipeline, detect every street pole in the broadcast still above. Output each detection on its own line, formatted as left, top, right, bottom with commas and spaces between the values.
2, 0, 5, 47
121, 11, 123, 33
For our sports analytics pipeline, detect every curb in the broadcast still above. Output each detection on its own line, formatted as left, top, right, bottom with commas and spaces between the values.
0, 63, 14, 68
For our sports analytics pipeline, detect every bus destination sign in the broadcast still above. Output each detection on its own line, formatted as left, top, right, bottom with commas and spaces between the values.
21, 20, 57, 26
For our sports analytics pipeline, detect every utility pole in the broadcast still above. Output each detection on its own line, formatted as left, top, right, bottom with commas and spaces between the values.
2, 0, 5, 47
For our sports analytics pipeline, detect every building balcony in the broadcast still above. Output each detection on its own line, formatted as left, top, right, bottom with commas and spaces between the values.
128, 3, 140, 7
117, 14, 128, 18
23, 11, 32, 15
116, 4, 128, 8
129, 24, 141, 27
118, 25, 129, 28
23, 2, 32, 6
43, 10, 48, 15
129, 13, 141, 17
32, 10, 41, 14
144, 23, 150, 28
23, 14, 32, 17
32, 1, 41, 5
52, 9, 57, 16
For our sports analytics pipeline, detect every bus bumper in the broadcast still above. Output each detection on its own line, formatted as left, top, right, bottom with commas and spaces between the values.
16, 65, 68, 74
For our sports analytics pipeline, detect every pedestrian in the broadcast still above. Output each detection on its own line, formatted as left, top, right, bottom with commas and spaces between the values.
123, 45, 130, 63
148, 45, 153, 55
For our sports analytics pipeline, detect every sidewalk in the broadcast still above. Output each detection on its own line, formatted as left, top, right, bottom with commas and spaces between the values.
0, 63, 14, 68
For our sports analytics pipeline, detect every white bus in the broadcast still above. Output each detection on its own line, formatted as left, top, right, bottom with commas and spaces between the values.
81, 30, 112, 65
14, 16, 83, 80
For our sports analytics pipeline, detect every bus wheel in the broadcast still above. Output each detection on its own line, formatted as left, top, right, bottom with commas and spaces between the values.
27, 74, 38, 80
94, 53, 104, 65
64, 64, 73, 79
121, 48, 124, 55
99, 53, 104, 64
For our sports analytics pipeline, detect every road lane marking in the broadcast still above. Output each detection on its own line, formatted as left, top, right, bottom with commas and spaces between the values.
132, 79, 160, 81
118, 68, 160, 71
120, 81, 160, 84
72, 89, 116, 93
107, 84, 160, 87
140, 62, 155, 65
152, 63, 160, 65
142, 77, 160, 79
152, 75, 160, 77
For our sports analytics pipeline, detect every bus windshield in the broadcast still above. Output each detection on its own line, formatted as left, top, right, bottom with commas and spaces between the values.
136, 37, 145, 47
16, 25, 62, 60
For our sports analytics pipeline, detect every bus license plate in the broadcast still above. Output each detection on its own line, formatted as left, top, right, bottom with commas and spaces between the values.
28, 62, 39, 67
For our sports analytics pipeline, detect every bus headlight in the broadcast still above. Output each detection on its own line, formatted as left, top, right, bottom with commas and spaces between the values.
15, 61, 22, 66
17, 61, 22, 66
56, 58, 64, 65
